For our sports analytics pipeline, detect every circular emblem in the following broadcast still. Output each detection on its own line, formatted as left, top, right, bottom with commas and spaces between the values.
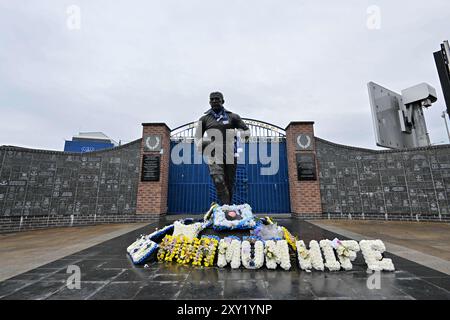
296, 134, 312, 149
145, 136, 161, 151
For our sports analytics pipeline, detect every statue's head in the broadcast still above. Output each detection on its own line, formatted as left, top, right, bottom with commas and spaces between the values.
209, 92, 224, 111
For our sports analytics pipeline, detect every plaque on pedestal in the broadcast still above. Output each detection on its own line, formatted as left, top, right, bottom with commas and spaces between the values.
296, 153, 317, 181
141, 154, 160, 182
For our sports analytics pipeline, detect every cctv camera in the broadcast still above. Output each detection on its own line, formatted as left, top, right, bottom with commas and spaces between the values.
401, 83, 437, 107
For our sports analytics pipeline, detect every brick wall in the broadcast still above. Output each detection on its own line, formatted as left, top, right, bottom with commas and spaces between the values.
136, 123, 171, 215
285, 122, 322, 216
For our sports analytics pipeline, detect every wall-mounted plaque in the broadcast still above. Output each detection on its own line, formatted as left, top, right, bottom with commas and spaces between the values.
296, 153, 316, 181
144, 135, 162, 152
295, 133, 314, 151
141, 154, 160, 181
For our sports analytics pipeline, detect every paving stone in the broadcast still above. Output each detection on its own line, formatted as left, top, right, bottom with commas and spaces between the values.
100, 259, 136, 269
47, 282, 108, 300
421, 277, 450, 292
90, 281, 145, 300
187, 267, 220, 282
267, 279, 315, 300
150, 274, 189, 282
2, 281, 66, 300
178, 281, 225, 299
113, 269, 154, 282
223, 280, 269, 299
134, 281, 184, 300
0, 280, 31, 298
393, 278, 450, 300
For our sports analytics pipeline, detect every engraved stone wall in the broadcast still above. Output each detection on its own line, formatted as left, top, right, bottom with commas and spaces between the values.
316, 138, 450, 220
0, 139, 141, 218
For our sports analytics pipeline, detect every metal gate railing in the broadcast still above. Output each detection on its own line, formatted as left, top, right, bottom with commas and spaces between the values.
167, 119, 290, 214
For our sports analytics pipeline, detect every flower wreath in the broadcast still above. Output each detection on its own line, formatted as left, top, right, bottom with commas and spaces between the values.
156, 234, 219, 267
126, 224, 174, 264
172, 220, 204, 240
212, 204, 257, 231
128, 238, 159, 264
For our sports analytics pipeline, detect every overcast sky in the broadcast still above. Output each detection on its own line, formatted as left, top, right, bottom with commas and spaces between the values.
1, 0, 449, 150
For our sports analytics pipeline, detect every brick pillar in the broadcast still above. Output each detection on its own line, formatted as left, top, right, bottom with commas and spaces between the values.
136, 123, 171, 215
285, 121, 322, 217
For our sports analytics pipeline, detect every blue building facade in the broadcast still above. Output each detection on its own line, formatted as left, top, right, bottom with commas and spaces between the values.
64, 140, 115, 153
64, 132, 116, 153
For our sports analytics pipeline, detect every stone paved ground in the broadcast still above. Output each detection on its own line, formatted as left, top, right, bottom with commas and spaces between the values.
1, 218, 449, 300
0, 223, 148, 282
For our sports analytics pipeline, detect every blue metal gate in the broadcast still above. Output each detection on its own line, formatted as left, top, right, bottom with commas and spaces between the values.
167, 119, 290, 214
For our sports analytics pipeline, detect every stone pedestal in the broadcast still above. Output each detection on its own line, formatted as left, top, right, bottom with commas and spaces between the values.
285, 121, 322, 217
136, 123, 171, 215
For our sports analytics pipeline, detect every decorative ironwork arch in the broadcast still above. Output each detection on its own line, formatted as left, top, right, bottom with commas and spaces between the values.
170, 118, 285, 141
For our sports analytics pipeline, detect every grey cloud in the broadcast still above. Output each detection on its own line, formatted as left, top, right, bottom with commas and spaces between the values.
0, 0, 449, 150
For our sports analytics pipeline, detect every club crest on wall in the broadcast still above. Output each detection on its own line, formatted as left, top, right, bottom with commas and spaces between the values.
295, 134, 313, 150
144, 135, 162, 152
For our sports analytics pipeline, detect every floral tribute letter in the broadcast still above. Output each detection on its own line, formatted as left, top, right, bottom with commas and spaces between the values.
359, 240, 395, 271
320, 240, 341, 271
157, 235, 219, 267
265, 240, 291, 270
241, 238, 265, 269
217, 237, 242, 269
332, 239, 360, 271
296, 240, 325, 271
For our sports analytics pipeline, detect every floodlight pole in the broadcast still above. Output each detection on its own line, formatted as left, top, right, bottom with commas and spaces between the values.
442, 111, 450, 143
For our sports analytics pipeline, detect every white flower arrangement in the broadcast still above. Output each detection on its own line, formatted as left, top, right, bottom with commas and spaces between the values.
217, 240, 229, 268
149, 224, 174, 240
296, 240, 325, 271
172, 221, 204, 240
127, 235, 148, 255
217, 237, 241, 269
127, 224, 175, 257
241, 239, 264, 269
126, 214, 397, 272
212, 204, 256, 230
264, 240, 277, 269
203, 203, 218, 222
309, 240, 325, 271
127, 224, 173, 255
129, 239, 159, 264
330, 238, 360, 271
265, 240, 291, 270
296, 240, 312, 271
359, 240, 395, 272
320, 240, 341, 271
251, 223, 284, 241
